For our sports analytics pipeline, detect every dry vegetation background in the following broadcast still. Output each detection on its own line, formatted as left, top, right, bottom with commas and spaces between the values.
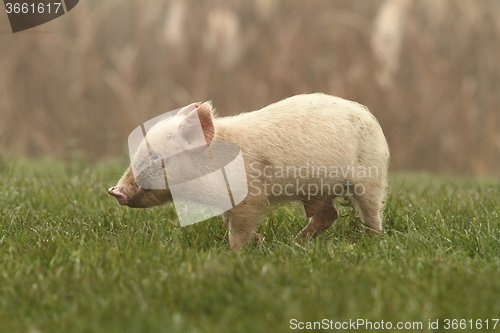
0, 0, 499, 175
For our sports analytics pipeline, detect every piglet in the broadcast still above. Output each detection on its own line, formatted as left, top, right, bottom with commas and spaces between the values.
109, 93, 390, 249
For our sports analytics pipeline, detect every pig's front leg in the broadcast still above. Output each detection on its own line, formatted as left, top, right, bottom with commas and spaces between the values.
222, 201, 265, 250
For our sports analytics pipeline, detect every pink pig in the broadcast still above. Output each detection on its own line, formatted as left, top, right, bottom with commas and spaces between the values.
109, 93, 390, 249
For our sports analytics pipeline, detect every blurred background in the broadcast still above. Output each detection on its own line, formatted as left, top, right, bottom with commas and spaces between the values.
0, 0, 499, 175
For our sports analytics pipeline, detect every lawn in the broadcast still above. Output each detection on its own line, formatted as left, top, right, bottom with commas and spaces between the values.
1, 157, 499, 332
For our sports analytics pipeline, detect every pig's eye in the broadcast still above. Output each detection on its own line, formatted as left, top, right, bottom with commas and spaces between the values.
151, 153, 160, 160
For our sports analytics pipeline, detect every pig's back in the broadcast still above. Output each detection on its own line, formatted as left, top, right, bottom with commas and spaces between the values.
214, 93, 388, 170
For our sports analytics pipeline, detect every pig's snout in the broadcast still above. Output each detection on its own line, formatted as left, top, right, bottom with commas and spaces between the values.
108, 186, 129, 205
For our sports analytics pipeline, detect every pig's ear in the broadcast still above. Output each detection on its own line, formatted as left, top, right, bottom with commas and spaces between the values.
178, 102, 215, 146
176, 103, 199, 117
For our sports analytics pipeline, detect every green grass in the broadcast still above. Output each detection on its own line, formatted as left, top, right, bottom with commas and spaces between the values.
1, 158, 500, 332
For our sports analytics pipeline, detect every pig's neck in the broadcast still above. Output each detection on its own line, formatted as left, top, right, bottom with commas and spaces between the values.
211, 118, 237, 144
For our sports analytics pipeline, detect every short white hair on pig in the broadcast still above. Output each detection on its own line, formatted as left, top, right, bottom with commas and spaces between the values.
109, 93, 390, 249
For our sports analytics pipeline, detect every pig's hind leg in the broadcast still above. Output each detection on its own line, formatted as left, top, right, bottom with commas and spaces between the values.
295, 198, 338, 241
350, 183, 385, 233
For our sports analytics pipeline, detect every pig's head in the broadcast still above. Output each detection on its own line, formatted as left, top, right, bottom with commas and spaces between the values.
108, 102, 215, 208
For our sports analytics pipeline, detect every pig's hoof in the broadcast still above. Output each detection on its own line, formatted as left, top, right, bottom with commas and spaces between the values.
254, 233, 264, 246
293, 234, 309, 243
362, 226, 382, 236
293, 231, 317, 243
